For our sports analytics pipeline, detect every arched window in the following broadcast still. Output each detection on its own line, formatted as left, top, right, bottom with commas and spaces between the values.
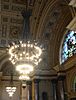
61, 30, 76, 63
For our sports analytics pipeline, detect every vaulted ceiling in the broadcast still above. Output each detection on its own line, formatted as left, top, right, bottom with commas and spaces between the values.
0, 0, 75, 77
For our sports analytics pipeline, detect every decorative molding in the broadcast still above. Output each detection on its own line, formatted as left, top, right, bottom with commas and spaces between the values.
12, 0, 26, 5
54, 55, 76, 72
66, 16, 76, 31
1, 4, 9, 11
12, 5, 25, 12
32, 74, 57, 80
2, 16, 8, 23
69, 0, 76, 7
9, 26, 21, 39
11, 18, 22, 24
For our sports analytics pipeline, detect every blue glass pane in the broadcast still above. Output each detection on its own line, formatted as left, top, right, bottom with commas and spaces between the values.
70, 31, 74, 37
61, 30, 76, 63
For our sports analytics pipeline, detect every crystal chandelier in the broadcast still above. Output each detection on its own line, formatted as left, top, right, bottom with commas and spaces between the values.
6, 73, 16, 97
9, 39, 42, 73
6, 86, 16, 97
8, 9, 43, 80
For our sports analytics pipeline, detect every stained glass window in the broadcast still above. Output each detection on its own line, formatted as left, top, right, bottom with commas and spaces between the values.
61, 30, 76, 63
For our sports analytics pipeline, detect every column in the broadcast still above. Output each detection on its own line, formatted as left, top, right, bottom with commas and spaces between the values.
57, 74, 66, 100
0, 72, 2, 99
51, 78, 57, 100
21, 82, 28, 100
27, 81, 32, 100
34, 79, 40, 100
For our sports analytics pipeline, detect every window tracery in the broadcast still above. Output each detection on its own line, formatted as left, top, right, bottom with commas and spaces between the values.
61, 30, 76, 63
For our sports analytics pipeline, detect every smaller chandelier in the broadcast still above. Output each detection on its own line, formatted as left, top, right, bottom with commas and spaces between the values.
6, 86, 16, 97
6, 73, 16, 97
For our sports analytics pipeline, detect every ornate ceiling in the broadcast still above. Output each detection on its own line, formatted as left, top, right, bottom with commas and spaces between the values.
0, 0, 75, 77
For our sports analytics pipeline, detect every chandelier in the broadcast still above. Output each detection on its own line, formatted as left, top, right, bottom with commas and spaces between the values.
6, 73, 16, 97
8, 9, 43, 80
9, 40, 42, 73
6, 86, 16, 97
